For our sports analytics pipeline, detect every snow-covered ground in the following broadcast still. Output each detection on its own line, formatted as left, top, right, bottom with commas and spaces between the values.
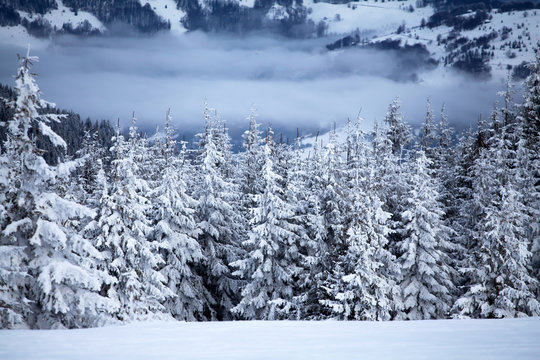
306, 0, 433, 36
305, 0, 540, 78
1, 318, 539, 359
3, 0, 538, 77
387, 7, 540, 78
17, 0, 105, 34
139, 0, 187, 35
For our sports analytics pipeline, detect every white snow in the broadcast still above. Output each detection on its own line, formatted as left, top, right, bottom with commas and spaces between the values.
306, 0, 433, 36
239, 0, 256, 8
305, 1, 540, 79
139, 0, 187, 35
1, 318, 539, 359
266, 4, 290, 21
45, 0, 105, 32
380, 7, 540, 78
463, 10, 540, 77
17, 0, 106, 33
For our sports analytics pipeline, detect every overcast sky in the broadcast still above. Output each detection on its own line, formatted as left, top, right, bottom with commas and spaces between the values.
0, 32, 508, 143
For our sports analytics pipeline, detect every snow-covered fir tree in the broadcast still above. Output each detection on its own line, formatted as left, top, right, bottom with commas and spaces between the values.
238, 107, 264, 210
150, 110, 209, 321
322, 119, 399, 320
311, 128, 349, 315
396, 150, 456, 320
420, 98, 437, 154
517, 51, 540, 293
384, 97, 412, 157
232, 129, 301, 320
0, 53, 117, 329
285, 132, 325, 319
371, 119, 408, 261
72, 128, 106, 208
453, 111, 539, 318
194, 103, 243, 320
298, 135, 332, 319
94, 117, 172, 321
235, 107, 265, 260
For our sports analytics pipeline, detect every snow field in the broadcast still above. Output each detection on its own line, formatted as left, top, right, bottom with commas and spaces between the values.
388, 6, 540, 78
17, 0, 106, 33
1, 318, 539, 360
139, 0, 187, 35
306, 0, 434, 36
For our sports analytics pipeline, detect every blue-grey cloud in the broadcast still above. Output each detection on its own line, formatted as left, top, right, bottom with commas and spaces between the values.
0, 32, 506, 141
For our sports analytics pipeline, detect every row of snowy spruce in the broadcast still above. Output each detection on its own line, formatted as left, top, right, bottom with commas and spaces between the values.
1, 53, 540, 329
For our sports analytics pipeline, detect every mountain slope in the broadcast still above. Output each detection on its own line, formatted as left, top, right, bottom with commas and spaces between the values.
1, 0, 538, 78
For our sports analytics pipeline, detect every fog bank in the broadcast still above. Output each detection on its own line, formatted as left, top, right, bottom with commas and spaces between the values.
0, 32, 506, 141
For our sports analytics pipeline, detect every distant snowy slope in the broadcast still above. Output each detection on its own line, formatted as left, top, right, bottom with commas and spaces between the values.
441, 9, 540, 77
317, 1, 540, 79
2, 0, 538, 79
16, 0, 105, 33
371, 7, 540, 78
306, 0, 433, 36
1, 318, 539, 360
139, 0, 187, 35
44, 0, 105, 31
239, 0, 256, 7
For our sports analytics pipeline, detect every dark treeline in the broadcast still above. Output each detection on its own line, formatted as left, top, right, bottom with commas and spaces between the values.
0, 0, 324, 38
0, 51, 539, 329
0, 83, 115, 165
2, 0, 540, 39
0, 0, 170, 36
420, 0, 539, 77
425, 0, 540, 29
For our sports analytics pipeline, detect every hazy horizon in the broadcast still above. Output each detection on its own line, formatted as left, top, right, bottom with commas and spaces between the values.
0, 31, 509, 142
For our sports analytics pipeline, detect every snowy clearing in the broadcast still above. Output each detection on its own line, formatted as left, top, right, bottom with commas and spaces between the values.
306, 0, 433, 36
139, 0, 187, 35
1, 318, 539, 360
17, 0, 105, 33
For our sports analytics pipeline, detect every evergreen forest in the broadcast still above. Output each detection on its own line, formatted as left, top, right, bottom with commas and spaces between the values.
1, 50, 539, 329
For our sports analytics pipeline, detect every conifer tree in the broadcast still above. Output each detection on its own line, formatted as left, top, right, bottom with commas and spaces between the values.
517, 52, 540, 292
238, 107, 264, 210
72, 128, 106, 208
320, 127, 347, 257
396, 151, 455, 320
95, 117, 172, 321
299, 135, 332, 319
323, 176, 398, 320
150, 110, 208, 321
285, 132, 324, 319
371, 119, 407, 260
0, 53, 117, 328
323, 120, 399, 320
384, 97, 412, 157
420, 98, 437, 154
520, 51, 540, 150
194, 103, 243, 320
232, 130, 300, 320
310, 128, 349, 314
454, 113, 540, 318
236, 107, 264, 256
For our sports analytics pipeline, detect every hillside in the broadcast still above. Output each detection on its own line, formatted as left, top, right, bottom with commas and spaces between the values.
315, 0, 540, 78
1, 1, 539, 79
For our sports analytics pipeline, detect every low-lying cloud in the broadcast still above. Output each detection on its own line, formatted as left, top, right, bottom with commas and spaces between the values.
0, 32, 506, 142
